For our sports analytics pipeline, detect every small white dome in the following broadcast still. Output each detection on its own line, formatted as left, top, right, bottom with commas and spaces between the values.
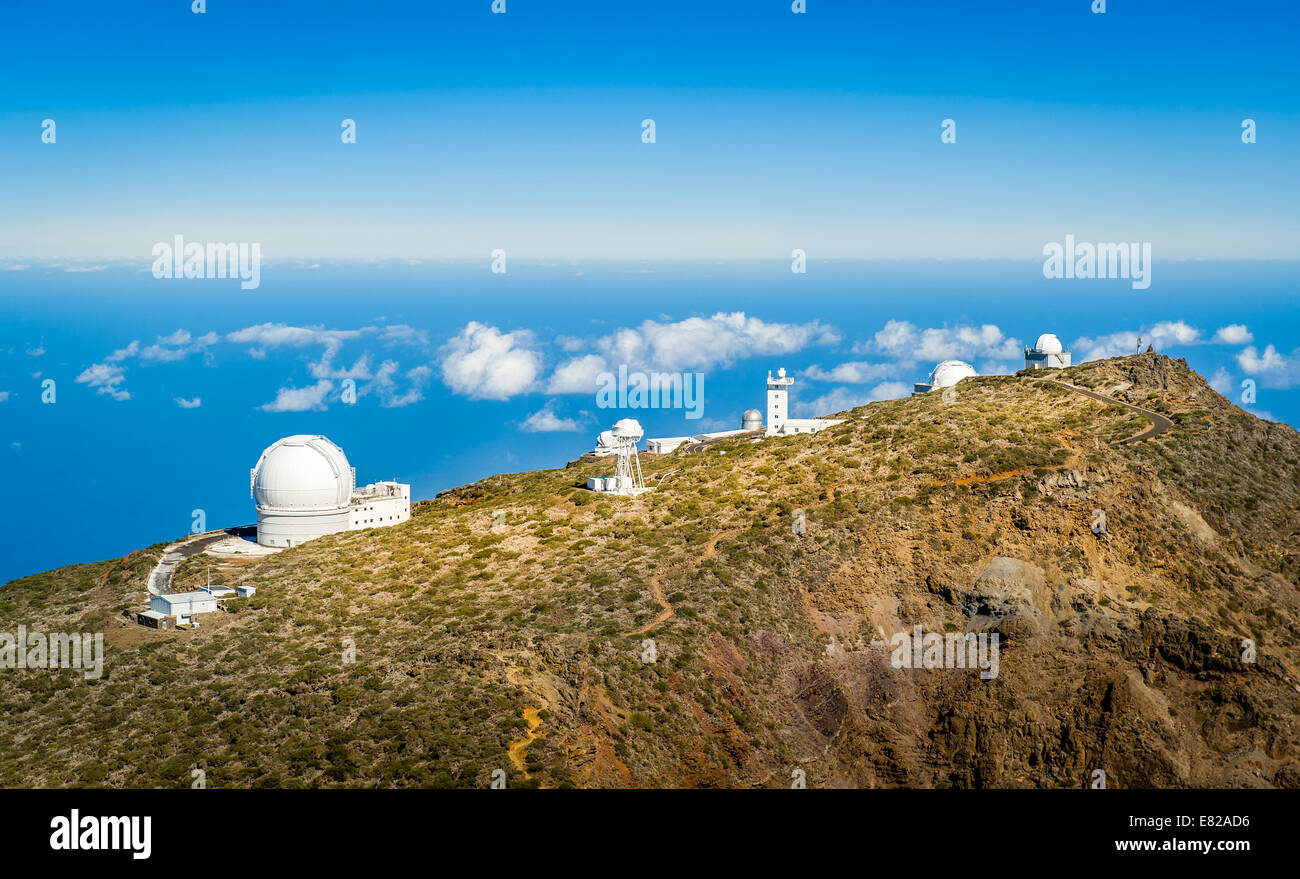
252, 435, 352, 511
742, 408, 763, 429
928, 360, 977, 389
1035, 333, 1064, 354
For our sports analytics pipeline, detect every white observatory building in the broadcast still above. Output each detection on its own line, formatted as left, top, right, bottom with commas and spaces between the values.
765, 367, 844, 436
643, 368, 842, 454
913, 360, 977, 395
250, 434, 410, 547
1024, 333, 1071, 370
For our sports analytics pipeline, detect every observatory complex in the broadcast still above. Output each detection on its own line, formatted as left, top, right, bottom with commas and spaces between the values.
913, 360, 978, 395
635, 367, 843, 456
1024, 333, 1071, 370
250, 434, 410, 547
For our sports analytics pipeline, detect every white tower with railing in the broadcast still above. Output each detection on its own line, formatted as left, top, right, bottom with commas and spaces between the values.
766, 367, 794, 436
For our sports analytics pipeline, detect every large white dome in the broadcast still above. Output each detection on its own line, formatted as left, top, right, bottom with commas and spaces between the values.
1034, 333, 1064, 354
928, 360, 977, 389
252, 435, 352, 511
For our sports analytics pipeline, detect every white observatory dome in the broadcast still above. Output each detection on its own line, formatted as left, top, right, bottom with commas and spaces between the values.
928, 360, 977, 389
742, 408, 763, 430
611, 418, 644, 441
1034, 333, 1064, 355
251, 435, 354, 548
253, 435, 352, 510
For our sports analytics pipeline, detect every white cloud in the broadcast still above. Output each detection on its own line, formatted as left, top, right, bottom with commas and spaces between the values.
309, 350, 373, 381
377, 325, 428, 347
64, 265, 107, 273
174, 396, 202, 409
795, 381, 909, 416
1237, 344, 1286, 374
597, 312, 838, 373
1213, 324, 1253, 345
978, 360, 1015, 376
260, 379, 333, 412
1073, 320, 1202, 362
141, 330, 219, 363
1150, 320, 1202, 345
439, 322, 541, 400
542, 312, 838, 397
75, 322, 429, 412
521, 403, 581, 432
25, 347, 44, 357
860, 320, 1022, 363
364, 361, 431, 408
547, 354, 608, 393
227, 322, 365, 350
106, 341, 139, 362
76, 362, 131, 401
1236, 344, 1299, 388
0, 391, 9, 403
1209, 367, 1233, 395
801, 361, 896, 384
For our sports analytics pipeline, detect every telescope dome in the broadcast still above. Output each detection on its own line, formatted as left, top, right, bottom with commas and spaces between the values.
252, 435, 352, 511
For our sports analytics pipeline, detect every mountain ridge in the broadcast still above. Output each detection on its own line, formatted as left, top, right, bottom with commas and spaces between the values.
2, 352, 1298, 788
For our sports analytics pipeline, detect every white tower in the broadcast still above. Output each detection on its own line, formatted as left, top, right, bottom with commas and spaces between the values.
767, 368, 794, 435
587, 419, 648, 495
611, 419, 645, 494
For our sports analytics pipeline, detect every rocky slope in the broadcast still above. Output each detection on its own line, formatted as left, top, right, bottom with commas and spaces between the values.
2, 353, 1298, 788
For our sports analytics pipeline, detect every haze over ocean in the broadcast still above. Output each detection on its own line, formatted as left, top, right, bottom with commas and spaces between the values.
1, 1, 1298, 583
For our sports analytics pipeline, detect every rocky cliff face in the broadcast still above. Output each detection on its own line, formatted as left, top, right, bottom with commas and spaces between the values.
2, 354, 1297, 788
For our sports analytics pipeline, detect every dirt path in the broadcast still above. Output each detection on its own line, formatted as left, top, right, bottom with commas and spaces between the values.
621, 528, 738, 638
622, 567, 673, 637
1039, 379, 1174, 444
507, 706, 546, 779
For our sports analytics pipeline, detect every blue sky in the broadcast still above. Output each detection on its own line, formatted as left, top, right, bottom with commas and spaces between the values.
1, 1, 1298, 583
1, 1, 1297, 258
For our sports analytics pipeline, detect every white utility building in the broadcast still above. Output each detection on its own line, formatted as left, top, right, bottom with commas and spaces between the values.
1024, 333, 1071, 370
250, 435, 410, 547
150, 591, 219, 626
913, 360, 978, 395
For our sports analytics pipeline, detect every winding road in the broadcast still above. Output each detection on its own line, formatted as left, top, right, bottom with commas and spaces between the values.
1038, 379, 1174, 444
146, 532, 230, 597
